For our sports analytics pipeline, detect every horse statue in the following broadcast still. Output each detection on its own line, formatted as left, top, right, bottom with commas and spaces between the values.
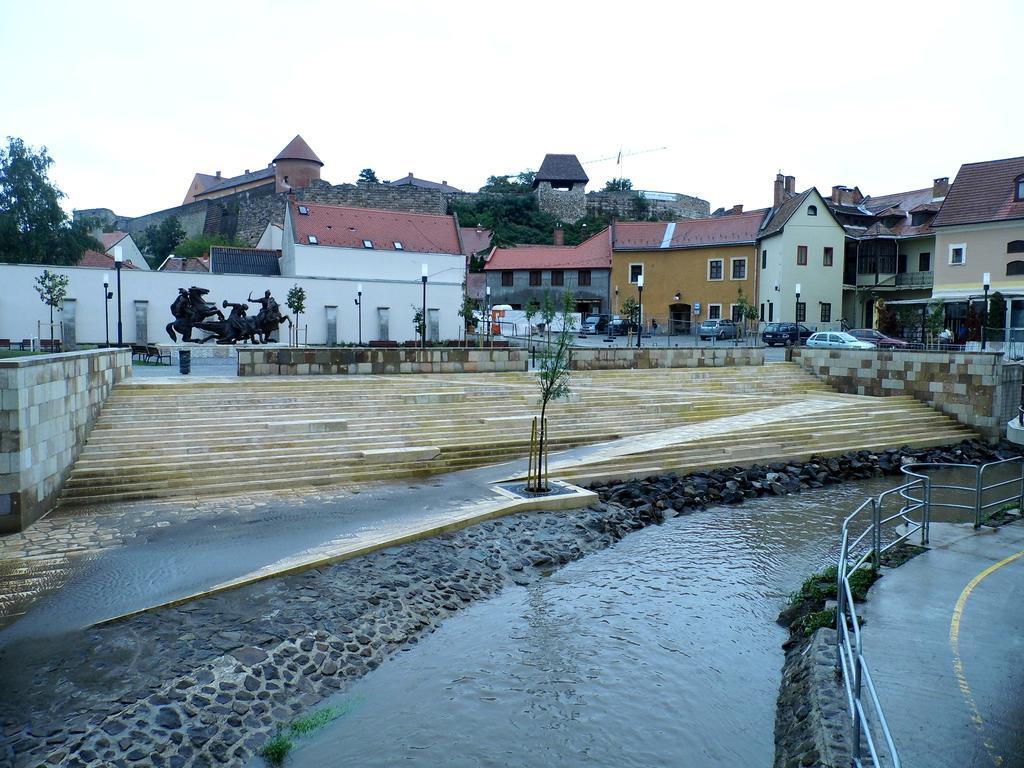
166, 286, 225, 342
248, 290, 292, 343
191, 301, 263, 344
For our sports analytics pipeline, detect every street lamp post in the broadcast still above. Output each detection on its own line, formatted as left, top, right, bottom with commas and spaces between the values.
485, 285, 491, 347
113, 246, 124, 346
354, 283, 363, 345
636, 274, 644, 349
982, 272, 991, 351
421, 264, 428, 349
103, 273, 111, 347
794, 283, 801, 347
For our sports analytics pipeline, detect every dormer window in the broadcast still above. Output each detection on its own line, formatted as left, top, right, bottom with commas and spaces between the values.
362, 240, 374, 249
807, 205, 818, 216
308, 235, 318, 245
394, 241, 404, 250
1016, 175, 1024, 202
298, 205, 309, 215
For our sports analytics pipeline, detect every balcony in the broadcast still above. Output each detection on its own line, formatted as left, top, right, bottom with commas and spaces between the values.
895, 271, 933, 287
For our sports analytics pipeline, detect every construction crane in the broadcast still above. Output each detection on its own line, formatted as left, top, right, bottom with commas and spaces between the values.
583, 146, 668, 186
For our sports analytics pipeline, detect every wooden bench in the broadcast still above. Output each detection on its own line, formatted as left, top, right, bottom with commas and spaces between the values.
0, 339, 11, 350
40, 339, 62, 352
131, 344, 171, 364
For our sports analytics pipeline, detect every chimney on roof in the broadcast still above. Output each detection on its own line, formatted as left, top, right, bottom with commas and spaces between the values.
831, 186, 844, 203
554, 226, 565, 247
442, 180, 447, 186
933, 177, 950, 199
216, 171, 221, 178
774, 173, 786, 208
245, 169, 250, 175
784, 176, 796, 196
730, 204, 743, 215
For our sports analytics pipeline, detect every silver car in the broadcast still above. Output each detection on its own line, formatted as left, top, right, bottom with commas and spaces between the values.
697, 319, 738, 340
806, 331, 876, 349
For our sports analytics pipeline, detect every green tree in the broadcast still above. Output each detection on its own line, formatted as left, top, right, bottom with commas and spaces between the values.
358, 168, 379, 183
458, 291, 478, 333
139, 216, 185, 266
926, 299, 945, 345
988, 291, 1007, 342
478, 169, 535, 194
173, 233, 245, 260
620, 296, 640, 329
528, 291, 576, 492
411, 304, 425, 343
34, 269, 69, 346
286, 285, 307, 345
0, 137, 100, 264
735, 288, 759, 336
603, 178, 633, 192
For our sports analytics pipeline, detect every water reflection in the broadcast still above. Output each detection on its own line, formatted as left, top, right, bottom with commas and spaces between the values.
283, 477, 895, 768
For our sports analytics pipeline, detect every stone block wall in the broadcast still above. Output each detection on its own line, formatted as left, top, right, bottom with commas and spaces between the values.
586, 190, 710, 221
1, 348, 131, 533
569, 346, 764, 370
238, 347, 528, 376
789, 348, 1023, 440
535, 182, 586, 223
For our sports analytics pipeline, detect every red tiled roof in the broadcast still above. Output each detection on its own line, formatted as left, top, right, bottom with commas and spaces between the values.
460, 226, 492, 256
98, 231, 128, 250
484, 229, 611, 270
613, 209, 768, 250
78, 250, 140, 269
274, 135, 323, 166
158, 255, 210, 272
932, 156, 1024, 228
290, 202, 462, 254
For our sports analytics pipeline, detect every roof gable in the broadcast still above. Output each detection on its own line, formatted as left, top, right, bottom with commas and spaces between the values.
289, 202, 462, 254
932, 156, 1024, 228
98, 231, 129, 250
485, 229, 611, 270
759, 188, 841, 239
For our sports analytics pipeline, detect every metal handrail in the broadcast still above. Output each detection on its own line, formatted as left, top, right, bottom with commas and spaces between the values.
835, 455, 1024, 766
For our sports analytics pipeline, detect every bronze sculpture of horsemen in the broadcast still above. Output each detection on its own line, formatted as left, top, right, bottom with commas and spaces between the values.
166, 287, 291, 344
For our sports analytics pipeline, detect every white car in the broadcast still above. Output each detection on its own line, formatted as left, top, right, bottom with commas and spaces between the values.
806, 331, 876, 349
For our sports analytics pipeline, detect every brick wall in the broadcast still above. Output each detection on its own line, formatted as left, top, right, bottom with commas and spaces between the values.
789, 347, 1023, 440
238, 347, 528, 376
0, 348, 132, 532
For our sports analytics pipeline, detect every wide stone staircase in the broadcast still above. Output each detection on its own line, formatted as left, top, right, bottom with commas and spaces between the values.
58, 363, 976, 507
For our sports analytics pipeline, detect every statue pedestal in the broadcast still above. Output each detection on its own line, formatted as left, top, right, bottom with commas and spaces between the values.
156, 342, 290, 360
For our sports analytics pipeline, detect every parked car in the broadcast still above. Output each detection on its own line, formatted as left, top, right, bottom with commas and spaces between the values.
608, 317, 639, 336
806, 331, 876, 349
580, 314, 611, 335
697, 318, 738, 340
761, 322, 813, 346
848, 328, 908, 348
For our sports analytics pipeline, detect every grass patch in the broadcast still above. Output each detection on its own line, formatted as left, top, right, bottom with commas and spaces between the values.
795, 608, 836, 637
879, 542, 928, 568
260, 702, 357, 765
0, 350, 41, 358
847, 566, 879, 601
787, 565, 838, 610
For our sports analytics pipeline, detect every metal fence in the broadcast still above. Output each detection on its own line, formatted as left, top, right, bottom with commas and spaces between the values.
837, 456, 1024, 767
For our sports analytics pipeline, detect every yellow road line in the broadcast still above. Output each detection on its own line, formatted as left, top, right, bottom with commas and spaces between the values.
949, 547, 1024, 768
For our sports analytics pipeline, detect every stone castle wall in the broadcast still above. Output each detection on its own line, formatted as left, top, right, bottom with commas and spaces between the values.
586, 190, 710, 221
535, 181, 586, 223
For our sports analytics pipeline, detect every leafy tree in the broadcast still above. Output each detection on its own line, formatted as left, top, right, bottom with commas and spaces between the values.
451, 194, 558, 249
632, 192, 650, 220
139, 216, 185, 266
411, 304, 426, 343
735, 289, 759, 336
0, 137, 100, 265
174, 233, 245, 260
34, 269, 69, 346
458, 292, 478, 333
988, 291, 1007, 342
528, 291, 576, 492
620, 296, 640, 328
524, 299, 540, 345
965, 302, 982, 342
926, 300, 945, 345
603, 178, 633, 192
478, 170, 535, 194
286, 285, 307, 345
358, 168, 379, 184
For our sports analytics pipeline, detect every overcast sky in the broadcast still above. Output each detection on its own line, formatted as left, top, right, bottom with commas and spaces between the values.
2, 0, 1021, 218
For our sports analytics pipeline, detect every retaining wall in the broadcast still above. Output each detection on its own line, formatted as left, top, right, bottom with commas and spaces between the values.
238, 347, 528, 376
1, 348, 132, 533
569, 346, 765, 370
789, 348, 1023, 440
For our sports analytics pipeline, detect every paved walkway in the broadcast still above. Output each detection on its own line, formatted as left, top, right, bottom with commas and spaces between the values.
862, 521, 1024, 767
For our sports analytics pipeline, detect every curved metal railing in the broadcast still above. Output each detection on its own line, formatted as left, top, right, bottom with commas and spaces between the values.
835, 455, 1024, 767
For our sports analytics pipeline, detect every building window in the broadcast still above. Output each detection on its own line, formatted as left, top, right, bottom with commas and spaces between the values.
820, 303, 831, 322
377, 307, 390, 340
1008, 240, 1024, 254
501, 271, 513, 287
529, 270, 542, 286
731, 304, 743, 322
768, 302, 774, 321
949, 243, 966, 265
308, 235, 318, 245
911, 212, 929, 227
796, 302, 806, 322
761, 250, 767, 269
1016, 174, 1024, 202
807, 205, 818, 216
797, 246, 808, 265
1007, 261, 1024, 276
760, 302, 765, 321
551, 270, 564, 286
394, 241, 404, 250
629, 264, 644, 283
578, 269, 592, 286
823, 247, 833, 267
919, 252, 931, 272
708, 259, 724, 280
362, 239, 374, 249
708, 304, 722, 319
731, 258, 747, 280
297, 205, 309, 215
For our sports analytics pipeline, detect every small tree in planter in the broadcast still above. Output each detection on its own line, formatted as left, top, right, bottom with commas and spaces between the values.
926, 299, 945, 346
286, 285, 306, 345
411, 304, 426, 345
735, 288, 759, 339
34, 269, 69, 348
527, 291, 576, 492
458, 291, 478, 338
988, 291, 1007, 343
524, 299, 540, 348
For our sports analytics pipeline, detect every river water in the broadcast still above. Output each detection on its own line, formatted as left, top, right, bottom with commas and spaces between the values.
280, 477, 896, 768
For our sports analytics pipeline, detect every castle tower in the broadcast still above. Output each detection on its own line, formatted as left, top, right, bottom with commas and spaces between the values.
533, 154, 588, 223
274, 135, 324, 192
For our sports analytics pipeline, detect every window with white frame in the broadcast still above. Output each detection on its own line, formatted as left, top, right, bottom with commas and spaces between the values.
629, 263, 644, 283
730, 304, 743, 322
708, 304, 722, 319
730, 258, 747, 280
949, 243, 966, 265
708, 259, 724, 280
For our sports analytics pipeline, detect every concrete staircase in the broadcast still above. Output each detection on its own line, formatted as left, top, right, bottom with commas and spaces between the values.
59, 364, 975, 506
